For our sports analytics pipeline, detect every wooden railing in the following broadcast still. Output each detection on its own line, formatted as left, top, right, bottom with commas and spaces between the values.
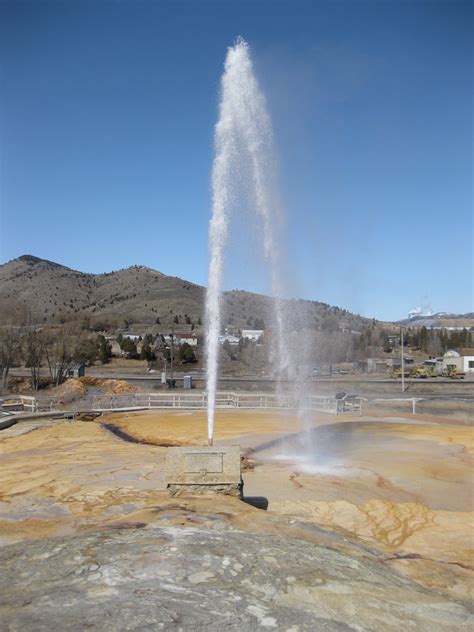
0, 395, 39, 413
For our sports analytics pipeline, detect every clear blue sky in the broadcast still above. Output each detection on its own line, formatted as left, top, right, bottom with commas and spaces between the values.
1, 0, 472, 321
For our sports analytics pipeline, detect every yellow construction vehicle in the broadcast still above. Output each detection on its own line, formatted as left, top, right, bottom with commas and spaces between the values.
442, 365, 465, 379
410, 367, 430, 379
391, 368, 410, 379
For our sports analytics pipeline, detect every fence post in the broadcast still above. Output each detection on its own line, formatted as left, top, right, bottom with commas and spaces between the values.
412, 398, 416, 415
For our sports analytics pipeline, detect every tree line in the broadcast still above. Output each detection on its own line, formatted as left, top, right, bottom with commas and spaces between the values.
0, 326, 112, 391
404, 327, 472, 356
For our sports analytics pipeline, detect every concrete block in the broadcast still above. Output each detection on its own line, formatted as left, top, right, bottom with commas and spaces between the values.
165, 446, 243, 497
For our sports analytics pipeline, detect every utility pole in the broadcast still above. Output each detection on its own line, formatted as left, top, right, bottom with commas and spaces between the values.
400, 325, 405, 393
170, 328, 174, 386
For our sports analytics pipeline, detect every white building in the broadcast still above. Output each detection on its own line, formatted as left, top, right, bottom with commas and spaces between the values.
174, 334, 198, 347
219, 334, 240, 346
422, 358, 444, 374
443, 348, 474, 374
241, 329, 264, 341
160, 334, 198, 347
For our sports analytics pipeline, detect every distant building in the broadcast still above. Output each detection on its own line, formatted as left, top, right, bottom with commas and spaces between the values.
160, 333, 198, 347
241, 329, 264, 341
313, 364, 336, 377
174, 334, 198, 347
387, 356, 413, 368
387, 335, 400, 347
353, 360, 368, 373
296, 365, 314, 378
66, 362, 85, 378
443, 348, 474, 374
367, 358, 388, 373
219, 334, 240, 346
422, 358, 444, 373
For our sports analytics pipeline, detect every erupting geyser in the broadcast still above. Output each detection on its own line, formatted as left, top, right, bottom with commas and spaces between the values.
205, 38, 289, 445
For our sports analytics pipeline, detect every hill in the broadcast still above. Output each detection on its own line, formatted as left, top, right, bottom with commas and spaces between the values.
397, 313, 474, 330
0, 254, 369, 332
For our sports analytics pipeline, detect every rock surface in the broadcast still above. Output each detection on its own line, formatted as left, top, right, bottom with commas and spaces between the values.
1, 411, 473, 629
1, 525, 472, 631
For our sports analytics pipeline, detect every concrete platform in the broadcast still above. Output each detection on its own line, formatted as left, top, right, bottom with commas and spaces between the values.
165, 446, 243, 498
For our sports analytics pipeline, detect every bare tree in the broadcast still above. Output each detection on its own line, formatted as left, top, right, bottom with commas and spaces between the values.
0, 326, 20, 391
43, 328, 75, 386
0, 304, 24, 391
23, 329, 45, 390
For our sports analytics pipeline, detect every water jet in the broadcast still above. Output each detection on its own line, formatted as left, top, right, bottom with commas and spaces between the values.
205, 37, 290, 449
182, 38, 291, 495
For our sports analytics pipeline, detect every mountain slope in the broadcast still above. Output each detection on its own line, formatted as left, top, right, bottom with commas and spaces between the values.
0, 255, 369, 331
397, 313, 474, 329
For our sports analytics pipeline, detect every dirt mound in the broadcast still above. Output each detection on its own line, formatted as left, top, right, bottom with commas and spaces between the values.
53, 379, 88, 400
6, 376, 49, 394
79, 377, 137, 394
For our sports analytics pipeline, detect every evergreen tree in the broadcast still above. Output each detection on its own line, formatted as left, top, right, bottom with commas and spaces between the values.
178, 342, 196, 363
97, 335, 112, 364
120, 337, 138, 358
419, 326, 428, 352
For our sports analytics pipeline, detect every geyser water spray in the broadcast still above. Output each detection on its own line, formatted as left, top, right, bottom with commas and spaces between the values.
205, 38, 291, 445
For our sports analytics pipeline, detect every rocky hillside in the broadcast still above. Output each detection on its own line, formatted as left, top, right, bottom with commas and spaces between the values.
0, 255, 369, 331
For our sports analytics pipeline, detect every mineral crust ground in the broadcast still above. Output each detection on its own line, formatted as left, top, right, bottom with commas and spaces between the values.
0, 409, 472, 630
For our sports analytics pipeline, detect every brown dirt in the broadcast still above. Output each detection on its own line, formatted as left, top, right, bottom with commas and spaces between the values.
109, 409, 297, 446
79, 376, 137, 394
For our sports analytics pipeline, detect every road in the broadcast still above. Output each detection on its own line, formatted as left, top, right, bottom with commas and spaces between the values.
8, 368, 474, 394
